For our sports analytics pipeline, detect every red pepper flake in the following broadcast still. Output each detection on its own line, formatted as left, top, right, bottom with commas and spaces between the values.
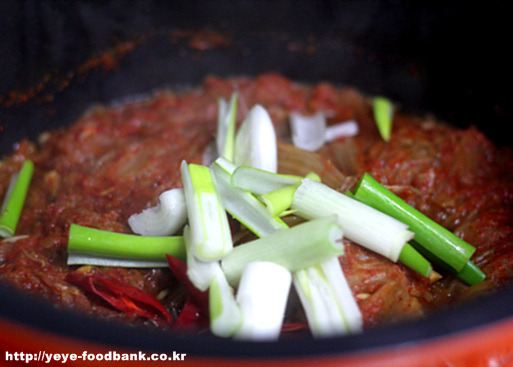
66, 272, 173, 327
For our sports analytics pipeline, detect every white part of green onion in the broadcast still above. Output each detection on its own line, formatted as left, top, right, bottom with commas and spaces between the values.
209, 266, 242, 338
290, 111, 326, 152
293, 258, 362, 338
210, 158, 288, 237
66, 254, 169, 268
320, 257, 363, 332
291, 179, 413, 262
325, 120, 359, 142
294, 267, 343, 337
127, 188, 187, 236
183, 226, 220, 292
221, 216, 344, 286
231, 165, 303, 195
180, 161, 233, 261
234, 261, 292, 341
216, 93, 238, 162
234, 104, 278, 173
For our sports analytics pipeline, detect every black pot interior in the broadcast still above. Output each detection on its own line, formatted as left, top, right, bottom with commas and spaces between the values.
0, 0, 510, 358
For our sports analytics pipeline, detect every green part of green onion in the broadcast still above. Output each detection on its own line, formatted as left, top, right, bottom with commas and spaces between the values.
210, 158, 288, 237
221, 216, 344, 286
372, 96, 394, 142
217, 93, 238, 162
231, 165, 304, 195
398, 243, 433, 278
180, 161, 233, 261
409, 240, 485, 285
67, 223, 185, 267
0, 159, 34, 238
353, 173, 476, 272
291, 178, 413, 262
209, 266, 242, 338
257, 184, 299, 217
454, 260, 486, 285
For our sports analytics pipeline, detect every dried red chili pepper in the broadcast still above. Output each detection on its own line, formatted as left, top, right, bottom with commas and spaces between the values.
66, 273, 173, 326
165, 254, 209, 317
174, 297, 204, 328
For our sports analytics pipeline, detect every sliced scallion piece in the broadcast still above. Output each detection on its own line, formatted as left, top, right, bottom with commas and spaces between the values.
291, 178, 414, 263
230, 165, 320, 195
290, 111, 326, 152
216, 93, 238, 162
183, 226, 220, 292
0, 159, 34, 238
209, 266, 242, 338
325, 120, 359, 142
373, 96, 394, 142
231, 165, 303, 194
67, 223, 185, 267
234, 104, 278, 173
221, 216, 344, 286
353, 173, 476, 272
257, 184, 299, 217
293, 257, 362, 337
410, 240, 485, 285
128, 188, 187, 236
257, 172, 320, 217
180, 161, 232, 261
210, 157, 287, 237
234, 261, 292, 341
398, 243, 433, 278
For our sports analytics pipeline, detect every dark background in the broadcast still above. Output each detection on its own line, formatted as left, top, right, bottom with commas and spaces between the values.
0, 1, 509, 150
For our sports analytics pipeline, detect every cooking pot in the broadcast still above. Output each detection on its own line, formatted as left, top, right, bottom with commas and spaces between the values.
0, 1, 511, 366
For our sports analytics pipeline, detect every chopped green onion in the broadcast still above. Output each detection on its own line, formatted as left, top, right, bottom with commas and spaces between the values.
257, 172, 321, 217
291, 178, 414, 262
67, 223, 185, 267
398, 243, 433, 278
353, 173, 476, 272
231, 165, 303, 194
234, 261, 292, 341
216, 93, 238, 162
325, 120, 359, 142
373, 96, 394, 142
293, 257, 362, 338
128, 188, 187, 236
409, 240, 485, 285
183, 226, 220, 292
0, 159, 34, 238
180, 161, 232, 261
453, 260, 486, 285
231, 165, 320, 195
319, 257, 363, 332
290, 111, 327, 152
221, 216, 344, 286
257, 184, 298, 217
209, 266, 242, 337
210, 158, 287, 237
234, 104, 278, 173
